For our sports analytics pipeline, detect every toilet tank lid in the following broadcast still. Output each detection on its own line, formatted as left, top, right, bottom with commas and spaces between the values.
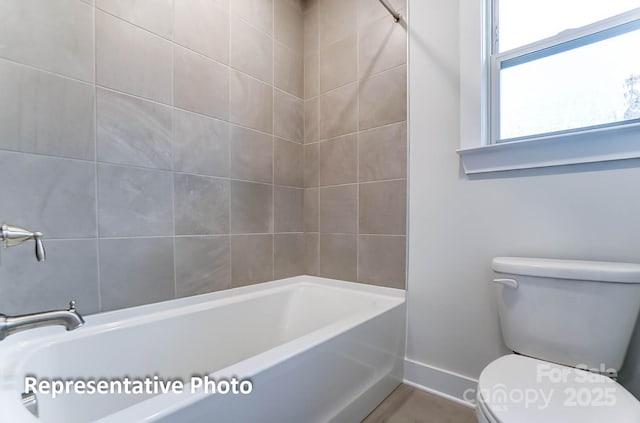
492, 257, 640, 283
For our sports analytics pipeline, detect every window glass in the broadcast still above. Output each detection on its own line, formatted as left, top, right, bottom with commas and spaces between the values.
498, 0, 640, 52
499, 28, 640, 140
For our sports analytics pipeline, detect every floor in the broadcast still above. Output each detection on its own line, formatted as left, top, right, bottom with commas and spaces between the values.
362, 384, 477, 423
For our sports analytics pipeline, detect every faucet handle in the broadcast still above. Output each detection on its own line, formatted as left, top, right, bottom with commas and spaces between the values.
68, 301, 77, 311
33, 232, 45, 262
1, 224, 46, 262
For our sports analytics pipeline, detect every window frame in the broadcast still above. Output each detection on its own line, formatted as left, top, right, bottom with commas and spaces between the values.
458, 1, 640, 174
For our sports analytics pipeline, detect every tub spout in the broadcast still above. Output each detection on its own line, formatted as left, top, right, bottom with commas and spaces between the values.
0, 301, 84, 341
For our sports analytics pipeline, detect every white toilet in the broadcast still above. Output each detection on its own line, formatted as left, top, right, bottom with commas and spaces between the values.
476, 257, 640, 422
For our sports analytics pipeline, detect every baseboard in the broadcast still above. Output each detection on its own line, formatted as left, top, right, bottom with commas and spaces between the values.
403, 358, 478, 408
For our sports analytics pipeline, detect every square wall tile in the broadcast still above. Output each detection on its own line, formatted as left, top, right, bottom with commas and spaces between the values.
231, 234, 273, 286
174, 109, 230, 177
275, 42, 304, 98
230, 70, 273, 133
359, 179, 406, 235
319, 185, 357, 233
230, 181, 273, 234
319, 134, 357, 186
231, 16, 273, 84
319, 233, 356, 281
275, 186, 304, 232
358, 235, 406, 289
359, 10, 407, 79
98, 164, 173, 237
275, 233, 305, 278
174, 174, 230, 235
97, 88, 172, 170
304, 143, 319, 187
359, 65, 407, 130
319, 0, 358, 48
97, 0, 173, 39
304, 97, 319, 143
96, 11, 172, 103
359, 121, 407, 181
304, 188, 319, 232
0, 61, 95, 160
304, 52, 319, 99
175, 236, 231, 297
274, 90, 304, 142
0, 0, 94, 82
174, 0, 229, 63
0, 151, 96, 238
319, 82, 358, 140
275, 138, 304, 187
320, 34, 357, 93
304, 232, 320, 275
100, 237, 175, 311
0, 239, 99, 315
174, 47, 229, 120
304, 1, 319, 54
275, 0, 304, 53
230, 126, 273, 184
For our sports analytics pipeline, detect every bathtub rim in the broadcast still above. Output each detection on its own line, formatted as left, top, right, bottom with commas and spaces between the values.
0, 276, 404, 350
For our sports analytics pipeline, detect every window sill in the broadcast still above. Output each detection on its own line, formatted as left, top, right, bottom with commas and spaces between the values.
457, 123, 640, 174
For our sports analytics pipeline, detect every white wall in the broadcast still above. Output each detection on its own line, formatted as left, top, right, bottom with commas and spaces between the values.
407, 0, 640, 400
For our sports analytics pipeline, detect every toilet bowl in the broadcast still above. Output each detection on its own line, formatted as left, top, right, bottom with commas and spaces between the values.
476, 355, 640, 422
477, 257, 640, 422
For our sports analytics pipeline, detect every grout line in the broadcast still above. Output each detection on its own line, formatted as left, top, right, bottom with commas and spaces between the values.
90, 233, 308, 241
356, 5, 361, 283
316, 1, 321, 277
0, 56, 94, 86
303, 120, 408, 144
92, 2, 103, 312
275, 135, 305, 146
273, 85, 305, 102
7, 66, 290, 152
0, 147, 307, 189
271, 0, 276, 281
43, 233, 312, 242
95, 8, 172, 43
171, 0, 177, 300
97, 5, 267, 75
228, 2, 234, 288
314, 62, 407, 99
98, 83, 302, 142
313, 178, 407, 189
98, 3, 305, 103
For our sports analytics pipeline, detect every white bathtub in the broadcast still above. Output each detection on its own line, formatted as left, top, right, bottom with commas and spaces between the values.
0, 276, 406, 423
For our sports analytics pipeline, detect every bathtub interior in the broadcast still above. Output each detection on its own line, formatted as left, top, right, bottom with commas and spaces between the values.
4, 280, 404, 423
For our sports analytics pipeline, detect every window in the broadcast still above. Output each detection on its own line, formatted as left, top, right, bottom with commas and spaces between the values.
491, 1, 640, 143
458, 1, 640, 174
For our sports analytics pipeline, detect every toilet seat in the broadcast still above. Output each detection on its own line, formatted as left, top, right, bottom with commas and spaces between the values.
477, 354, 640, 422
476, 392, 499, 423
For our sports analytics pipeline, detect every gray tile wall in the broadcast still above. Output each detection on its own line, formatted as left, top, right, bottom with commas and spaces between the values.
303, 0, 408, 289
0, 0, 305, 315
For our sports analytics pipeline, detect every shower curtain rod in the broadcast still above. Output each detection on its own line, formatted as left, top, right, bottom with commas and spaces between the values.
378, 0, 401, 22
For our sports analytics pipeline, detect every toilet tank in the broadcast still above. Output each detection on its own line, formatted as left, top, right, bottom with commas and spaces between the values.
492, 257, 640, 373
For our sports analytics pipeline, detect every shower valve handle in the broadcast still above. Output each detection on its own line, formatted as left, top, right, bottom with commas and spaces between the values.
1, 224, 46, 262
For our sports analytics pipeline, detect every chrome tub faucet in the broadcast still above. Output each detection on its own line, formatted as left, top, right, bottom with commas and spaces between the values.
0, 301, 84, 341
